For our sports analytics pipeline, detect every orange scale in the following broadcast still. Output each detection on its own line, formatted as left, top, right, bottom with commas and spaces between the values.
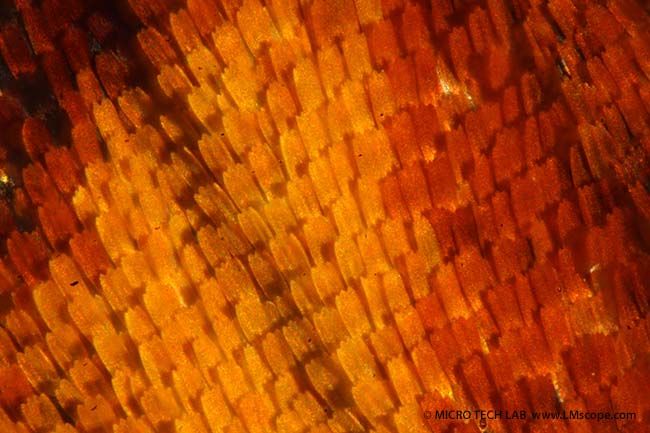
171, 10, 203, 54
447, 126, 473, 181
557, 249, 593, 302
487, 0, 514, 42
464, 112, 490, 155
520, 324, 553, 375
629, 262, 650, 313
38, 198, 79, 248
549, 0, 581, 37
527, 218, 555, 261
520, 72, 542, 117
556, 198, 583, 245
22, 163, 60, 207
602, 210, 630, 262
451, 318, 484, 359
569, 146, 593, 188
448, 26, 472, 83
381, 0, 404, 16
411, 104, 439, 158
467, 6, 495, 56
18, 4, 54, 55
631, 32, 650, 80
459, 354, 495, 409
470, 153, 495, 201
419, 392, 455, 432
0, 260, 20, 295
540, 305, 575, 359
486, 43, 511, 92
366, 18, 402, 68
430, 0, 452, 36
564, 343, 605, 398
424, 153, 457, 209
309, 0, 359, 49
398, 163, 432, 215
404, 251, 431, 299
499, 384, 531, 431
0, 23, 37, 78
550, 98, 574, 126
61, 27, 91, 74
501, 85, 522, 125
586, 56, 620, 102
629, 183, 650, 223
528, 261, 564, 307
137, 27, 179, 71
618, 84, 650, 138
352, 0, 382, 26
187, 0, 222, 39
386, 111, 422, 167
491, 191, 517, 240
535, 156, 570, 205
589, 334, 620, 387
581, 392, 618, 431
488, 283, 525, 334
59, 90, 89, 128
508, 277, 535, 331
485, 348, 519, 393
472, 203, 499, 248
620, 320, 650, 369
380, 173, 411, 222
558, 40, 584, 79
400, 3, 430, 54
536, 110, 560, 157
43, 147, 82, 196
429, 325, 463, 374
0, 363, 34, 415
603, 43, 642, 90
429, 209, 456, 260
0, 203, 14, 237
7, 231, 50, 286
577, 183, 605, 227
83, 12, 113, 44
639, 82, 650, 123
450, 206, 479, 253
76, 68, 105, 108
492, 236, 533, 283
40, 0, 82, 38
387, 56, 419, 109
474, 299, 500, 342
70, 229, 111, 283
480, 98, 506, 133
72, 120, 104, 165
415, 292, 449, 333
492, 127, 524, 187
584, 229, 609, 277
95, 51, 130, 101
585, 4, 624, 47
124, 0, 163, 25
435, 263, 472, 320
455, 247, 495, 309
22, 118, 54, 162
42, 50, 75, 100
510, 174, 542, 228
368, 71, 396, 124
524, 374, 560, 413
216, 0, 242, 21
414, 46, 439, 107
